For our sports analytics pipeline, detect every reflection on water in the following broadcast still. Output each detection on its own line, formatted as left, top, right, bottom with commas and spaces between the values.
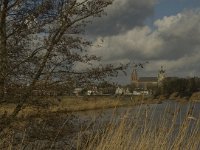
73, 101, 200, 129
73, 101, 200, 149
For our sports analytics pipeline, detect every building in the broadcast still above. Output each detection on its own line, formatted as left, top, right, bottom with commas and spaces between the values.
131, 66, 166, 89
157, 66, 166, 87
73, 88, 83, 96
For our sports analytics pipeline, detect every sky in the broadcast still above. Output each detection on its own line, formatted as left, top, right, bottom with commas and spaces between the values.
85, 0, 200, 84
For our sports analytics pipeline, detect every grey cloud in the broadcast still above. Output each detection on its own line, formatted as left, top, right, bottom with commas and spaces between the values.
86, 0, 157, 36
89, 9, 200, 78
144, 52, 200, 77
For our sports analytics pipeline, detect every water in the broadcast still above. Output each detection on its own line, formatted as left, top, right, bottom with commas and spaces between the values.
73, 100, 200, 148
74, 101, 200, 122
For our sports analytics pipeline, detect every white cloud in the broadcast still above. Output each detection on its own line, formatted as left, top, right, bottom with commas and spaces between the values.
90, 26, 163, 60
154, 13, 182, 32
89, 9, 200, 78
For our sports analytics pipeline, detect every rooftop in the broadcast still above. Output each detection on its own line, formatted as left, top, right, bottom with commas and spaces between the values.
138, 77, 158, 82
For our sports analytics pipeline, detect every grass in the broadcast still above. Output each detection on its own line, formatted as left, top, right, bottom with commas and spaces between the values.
0, 96, 161, 117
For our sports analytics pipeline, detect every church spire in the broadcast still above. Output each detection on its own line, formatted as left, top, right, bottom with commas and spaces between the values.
158, 66, 166, 87
159, 66, 165, 74
131, 67, 138, 83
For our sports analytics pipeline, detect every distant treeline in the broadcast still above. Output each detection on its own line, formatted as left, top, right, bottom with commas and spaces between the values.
156, 77, 200, 97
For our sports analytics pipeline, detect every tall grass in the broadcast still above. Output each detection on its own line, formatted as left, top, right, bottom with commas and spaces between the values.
0, 103, 199, 149
78, 104, 200, 150
0, 96, 144, 117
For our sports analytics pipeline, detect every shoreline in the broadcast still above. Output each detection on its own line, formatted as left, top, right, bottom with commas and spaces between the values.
1, 96, 199, 118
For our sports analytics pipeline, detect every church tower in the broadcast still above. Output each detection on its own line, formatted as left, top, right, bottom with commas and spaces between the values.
158, 66, 165, 87
131, 68, 139, 87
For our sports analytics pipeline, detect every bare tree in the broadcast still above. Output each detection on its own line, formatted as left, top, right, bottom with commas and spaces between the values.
0, 0, 127, 132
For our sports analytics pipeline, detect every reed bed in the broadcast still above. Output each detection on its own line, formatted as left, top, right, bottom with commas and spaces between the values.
78, 104, 200, 150
0, 102, 199, 150
0, 96, 153, 117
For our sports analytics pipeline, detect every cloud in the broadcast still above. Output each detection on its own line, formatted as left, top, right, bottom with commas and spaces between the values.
146, 51, 200, 77
89, 9, 200, 78
86, 0, 157, 36
154, 10, 200, 60
89, 26, 163, 61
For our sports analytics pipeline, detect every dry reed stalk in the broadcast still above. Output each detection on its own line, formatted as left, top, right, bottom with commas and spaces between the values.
79, 104, 200, 150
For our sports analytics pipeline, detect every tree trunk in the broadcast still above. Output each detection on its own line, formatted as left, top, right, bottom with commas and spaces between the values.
0, 0, 8, 101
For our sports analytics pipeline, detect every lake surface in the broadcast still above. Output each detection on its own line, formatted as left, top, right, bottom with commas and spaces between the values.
74, 100, 200, 120
72, 100, 200, 131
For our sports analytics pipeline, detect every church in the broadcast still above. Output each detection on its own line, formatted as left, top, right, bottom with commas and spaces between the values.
131, 66, 166, 89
